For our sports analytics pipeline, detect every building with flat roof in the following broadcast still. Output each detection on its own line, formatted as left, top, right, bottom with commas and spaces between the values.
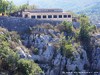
22, 9, 72, 22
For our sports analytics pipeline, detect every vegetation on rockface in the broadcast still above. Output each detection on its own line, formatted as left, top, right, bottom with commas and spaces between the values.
17, 59, 43, 75
57, 15, 96, 60
61, 21, 73, 38
61, 39, 74, 58
31, 47, 39, 55
57, 22, 76, 58
79, 15, 96, 48
79, 17, 91, 45
60, 36, 80, 59
58, 22, 76, 58
0, 28, 43, 75
0, 33, 18, 74
78, 15, 96, 63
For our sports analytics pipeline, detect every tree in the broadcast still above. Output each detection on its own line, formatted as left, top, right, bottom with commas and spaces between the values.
61, 21, 73, 38
0, 0, 36, 15
18, 3, 36, 11
0, 0, 9, 13
18, 4, 29, 11
79, 15, 94, 62
59, 34, 74, 58
28, 4, 37, 10
79, 15, 91, 46
7, 1, 17, 13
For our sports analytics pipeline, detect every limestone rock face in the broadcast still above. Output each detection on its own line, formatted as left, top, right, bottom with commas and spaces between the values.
66, 49, 89, 75
16, 47, 27, 58
16, 46, 31, 58
0, 27, 31, 59
53, 53, 62, 67
43, 44, 54, 61
2, 24, 100, 75
92, 47, 100, 70
90, 35, 100, 74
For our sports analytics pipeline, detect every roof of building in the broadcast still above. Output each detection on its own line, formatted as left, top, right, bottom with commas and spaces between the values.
24, 8, 63, 13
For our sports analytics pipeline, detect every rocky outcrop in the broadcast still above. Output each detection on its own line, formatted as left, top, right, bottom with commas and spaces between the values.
20, 25, 91, 75
0, 27, 31, 59
1, 23, 100, 75
91, 35, 100, 72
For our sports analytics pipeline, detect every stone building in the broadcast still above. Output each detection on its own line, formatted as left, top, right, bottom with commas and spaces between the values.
22, 9, 72, 22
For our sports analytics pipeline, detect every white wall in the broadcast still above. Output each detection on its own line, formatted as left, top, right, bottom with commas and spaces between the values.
22, 12, 72, 22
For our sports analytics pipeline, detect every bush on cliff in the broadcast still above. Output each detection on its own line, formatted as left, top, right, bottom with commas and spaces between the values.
17, 59, 43, 75
79, 15, 92, 50
0, 29, 43, 75
62, 21, 73, 36
60, 37, 74, 58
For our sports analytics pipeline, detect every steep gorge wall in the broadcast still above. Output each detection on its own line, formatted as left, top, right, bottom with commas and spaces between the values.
0, 17, 62, 33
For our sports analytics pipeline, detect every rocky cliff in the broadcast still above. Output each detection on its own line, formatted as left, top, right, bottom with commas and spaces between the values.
22, 24, 100, 75
0, 18, 100, 75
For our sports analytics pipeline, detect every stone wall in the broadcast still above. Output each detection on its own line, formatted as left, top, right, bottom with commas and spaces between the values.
0, 16, 80, 33
0, 17, 62, 33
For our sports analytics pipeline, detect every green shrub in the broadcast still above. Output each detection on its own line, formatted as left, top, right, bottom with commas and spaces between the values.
8, 31, 21, 44
0, 34, 7, 41
0, 44, 19, 74
79, 25, 90, 43
62, 21, 73, 35
79, 14, 91, 44
64, 43, 74, 58
60, 36, 74, 58
0, 30, 43, 75
17, 59, 43, 75
32, 48, 39, 55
